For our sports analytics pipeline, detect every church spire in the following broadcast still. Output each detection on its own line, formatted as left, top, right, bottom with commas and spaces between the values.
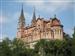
31, 7, 36, 27
18, 4, 25, 29
33, 7, 36, 20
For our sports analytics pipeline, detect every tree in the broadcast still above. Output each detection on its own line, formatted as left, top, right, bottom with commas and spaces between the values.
72, 27, 75, 56
34, 39, 47, 56
0, 38, 12, 56
34, 39, 72, 56
11, 38, 27, 56
73, 27, 75, 38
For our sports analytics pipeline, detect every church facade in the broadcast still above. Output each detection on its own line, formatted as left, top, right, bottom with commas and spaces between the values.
17, 7, 63, 44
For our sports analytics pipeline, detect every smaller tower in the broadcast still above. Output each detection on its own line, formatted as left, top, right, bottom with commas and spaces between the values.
17, 5, 25, 38
51, 15, 63, 40
31, 7, 36, 27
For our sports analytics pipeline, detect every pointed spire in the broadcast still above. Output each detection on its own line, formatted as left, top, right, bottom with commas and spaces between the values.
31, 7, 36, 26
18, 4, 25, 28
33, 7, 36, 20
20, 4, 24, 19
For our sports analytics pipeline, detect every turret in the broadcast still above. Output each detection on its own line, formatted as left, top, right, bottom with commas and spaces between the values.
51, 15, 63, 40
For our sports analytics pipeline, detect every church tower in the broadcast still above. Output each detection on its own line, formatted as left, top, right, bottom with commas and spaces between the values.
17, 5, 25, 38
31, 7, 36, 27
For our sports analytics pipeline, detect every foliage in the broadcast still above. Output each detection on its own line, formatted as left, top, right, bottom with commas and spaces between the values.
34, 39, 72, 56
1, 27, 75, 56
0, 38, 72, 56
72, 27, 75, 56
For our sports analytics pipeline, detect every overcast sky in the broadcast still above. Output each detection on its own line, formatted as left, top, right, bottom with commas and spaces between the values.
0, 0, 75, 40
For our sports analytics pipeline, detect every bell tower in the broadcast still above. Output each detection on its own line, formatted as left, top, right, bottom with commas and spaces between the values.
17, 5, 25, 38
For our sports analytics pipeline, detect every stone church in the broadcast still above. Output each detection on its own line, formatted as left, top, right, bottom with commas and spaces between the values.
17, 6, 63, 46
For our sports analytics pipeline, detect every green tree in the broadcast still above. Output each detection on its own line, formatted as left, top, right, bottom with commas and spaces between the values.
34, 39, 47, 56
11, 38, 27, 56
0, 38, 12, 56
34, 39, 72, 56
72, 27, 75, 56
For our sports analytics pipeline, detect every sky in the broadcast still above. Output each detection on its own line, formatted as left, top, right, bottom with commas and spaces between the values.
0, 0, 75, 40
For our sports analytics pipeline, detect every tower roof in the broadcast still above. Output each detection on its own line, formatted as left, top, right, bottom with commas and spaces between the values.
51, 15, 63, 27
19, 5, 25, 19
18, 5, 25, 28
31, 7, 36, 26
52, 15, 60, 22
33, 7, 36, 20
52, 14, 59, 21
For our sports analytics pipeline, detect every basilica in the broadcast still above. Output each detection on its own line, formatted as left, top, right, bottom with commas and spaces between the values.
17, 6, 63, 46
